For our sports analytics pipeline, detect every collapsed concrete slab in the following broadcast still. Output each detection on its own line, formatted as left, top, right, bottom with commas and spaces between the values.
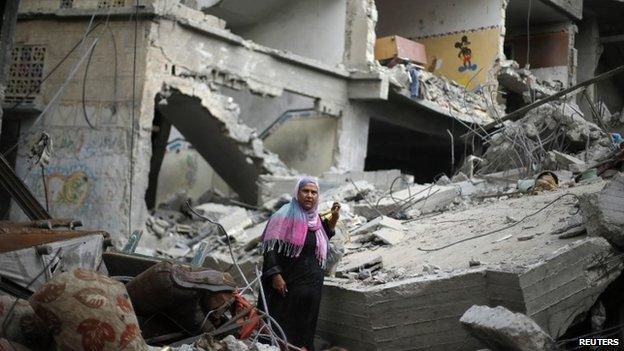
460, 305, 557, 351
157, 82, 292, 204
580, 173, 624, 249
318, 181, 624, 350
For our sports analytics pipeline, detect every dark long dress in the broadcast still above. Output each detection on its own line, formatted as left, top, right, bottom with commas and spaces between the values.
260, 218, 335, 351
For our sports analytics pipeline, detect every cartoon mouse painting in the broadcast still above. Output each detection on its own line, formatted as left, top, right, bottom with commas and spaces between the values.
455, 35, 477, 72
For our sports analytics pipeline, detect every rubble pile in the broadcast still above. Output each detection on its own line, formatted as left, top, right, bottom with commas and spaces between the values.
481, 102, 615, 174
497, 60, 563, 100
384, 64, 497, 124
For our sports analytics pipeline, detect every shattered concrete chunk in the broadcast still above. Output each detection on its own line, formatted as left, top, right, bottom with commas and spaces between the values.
549, 150, 587, 172
350, 216, 403, 236
460, 305, 557, 351
322, 180, 376, 202
337, 254, 382, 274
371, 228, 405, 246
580, 173, 624, 249
497, 60, 560, 100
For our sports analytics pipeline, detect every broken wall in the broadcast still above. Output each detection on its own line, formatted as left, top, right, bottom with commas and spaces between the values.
141, 1, 369, 174
263, 114, 338, 176
506, 23, 578, 87
220, 88, 315, 133
7, 18, 149, 241
376, 0, 506, 90
155, 128, 235, 207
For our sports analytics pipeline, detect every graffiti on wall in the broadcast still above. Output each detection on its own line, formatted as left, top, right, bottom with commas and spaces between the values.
46, 170, 90, 207
54, 128, 128, 157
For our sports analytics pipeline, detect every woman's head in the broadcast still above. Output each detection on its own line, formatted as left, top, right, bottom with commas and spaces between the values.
294, 177, 319, 211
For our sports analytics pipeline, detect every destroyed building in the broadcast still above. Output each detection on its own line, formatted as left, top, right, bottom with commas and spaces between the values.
1, 0, 624, 350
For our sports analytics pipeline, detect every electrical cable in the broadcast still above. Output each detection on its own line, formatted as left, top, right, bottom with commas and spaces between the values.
185, 201, 251, 287
7, 21, 103, 111
81, 37, 101, 129
3, 15, 105, 158
417, 193, 580, 252
41, 165, 49, 212
81, 5, 116, 130
255, 266, 278, 347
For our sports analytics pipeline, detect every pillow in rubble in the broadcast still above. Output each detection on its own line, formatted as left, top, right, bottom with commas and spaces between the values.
29, 268, 149, 351
0, 294, 52, 348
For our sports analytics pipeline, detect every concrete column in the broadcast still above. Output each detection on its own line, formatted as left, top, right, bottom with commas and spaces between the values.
334, 102, 370, 171
343, 0, 377, 68
575, 16, 602, 119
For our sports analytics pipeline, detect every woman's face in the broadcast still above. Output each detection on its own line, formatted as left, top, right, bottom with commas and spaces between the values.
297, 183, 318, 211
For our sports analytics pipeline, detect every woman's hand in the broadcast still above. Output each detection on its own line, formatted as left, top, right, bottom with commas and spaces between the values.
328, 202, 341, 230
272, 274, 287, 297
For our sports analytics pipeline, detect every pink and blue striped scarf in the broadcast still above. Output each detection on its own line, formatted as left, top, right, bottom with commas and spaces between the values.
261, 177, 329, 267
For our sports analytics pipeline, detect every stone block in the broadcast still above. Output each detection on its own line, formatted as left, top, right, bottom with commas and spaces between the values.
580, 173, 624, 249
550, 150, 586, 171
371, 228, 405, 245
350, 216, 403, 236
460, 305, 557, 351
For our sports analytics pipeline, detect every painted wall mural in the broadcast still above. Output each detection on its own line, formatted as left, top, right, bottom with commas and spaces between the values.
455, 35, 477, 73
47, 170, 90, 207
417, 26, 501, 90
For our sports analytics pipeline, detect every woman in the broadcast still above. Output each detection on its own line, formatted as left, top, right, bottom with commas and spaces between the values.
259, 177, 340, 351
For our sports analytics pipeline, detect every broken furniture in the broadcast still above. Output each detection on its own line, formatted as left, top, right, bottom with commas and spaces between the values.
0, 220, 109, 296
375, 35, 427, 67
125, 261, 238, 344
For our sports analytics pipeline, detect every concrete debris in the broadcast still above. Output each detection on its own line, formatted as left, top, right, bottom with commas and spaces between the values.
497, 60, 562, 101
460, 305, 557, 351
469, 258, 481, 267
351, 216, 403, 236
549, 150, 587, 172
482, 103, 613, 175
322, 169, 412, 192
580, 172, 624, 249
384, 64, 498, 124
353, 183, 460, 219
371, 228, 405, 246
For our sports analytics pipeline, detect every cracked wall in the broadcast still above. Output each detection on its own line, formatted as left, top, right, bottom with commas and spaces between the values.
7, 18, 150, 242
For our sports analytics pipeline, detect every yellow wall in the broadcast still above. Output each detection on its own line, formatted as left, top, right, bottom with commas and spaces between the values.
418, 27, 501, 90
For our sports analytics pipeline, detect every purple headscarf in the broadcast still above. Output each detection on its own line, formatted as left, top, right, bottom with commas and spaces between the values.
260, 177, 329, 267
